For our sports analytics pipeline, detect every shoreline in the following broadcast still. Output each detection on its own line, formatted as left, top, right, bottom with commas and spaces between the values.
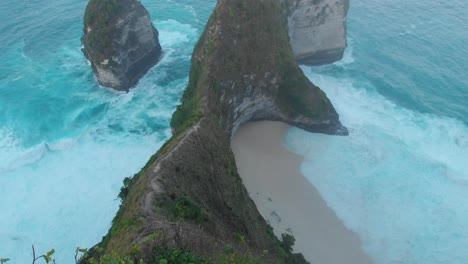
231, 121, 372, 264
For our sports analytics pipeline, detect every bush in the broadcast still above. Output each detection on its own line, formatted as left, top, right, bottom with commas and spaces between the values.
150, 248, 204, 264
280, 233, 295, 253
170, 197, 203, 221
118, 176, 135, 202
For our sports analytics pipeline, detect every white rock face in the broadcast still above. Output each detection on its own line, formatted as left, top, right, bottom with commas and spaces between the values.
287, 0, 349, 65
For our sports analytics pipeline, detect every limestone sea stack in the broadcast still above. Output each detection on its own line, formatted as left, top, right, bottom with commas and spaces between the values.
82, 0, 162, 91
82, 0, 347, 263
287, 0, 349, 65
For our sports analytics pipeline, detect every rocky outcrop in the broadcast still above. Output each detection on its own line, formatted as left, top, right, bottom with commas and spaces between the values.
286, 0, 349, 65
82, 0, 346, 263
82, 0, 162, 91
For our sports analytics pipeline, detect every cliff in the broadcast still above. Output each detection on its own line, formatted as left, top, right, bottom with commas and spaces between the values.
82, 0, 162, 91
82, 0, 346, 263
286, 0, 349, 65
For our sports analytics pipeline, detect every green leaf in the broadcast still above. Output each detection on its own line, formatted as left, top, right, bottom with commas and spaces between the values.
1, 258, 11, 263
46, 249, 55, 257
43, 255, 51, 263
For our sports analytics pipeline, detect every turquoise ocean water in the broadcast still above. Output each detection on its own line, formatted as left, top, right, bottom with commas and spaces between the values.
0, 0, 215, 262
0, 0, 466, 263
286, 1, 468, 263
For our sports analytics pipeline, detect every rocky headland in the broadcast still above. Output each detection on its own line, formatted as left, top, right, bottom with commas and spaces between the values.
82, 0, 162, 91
82, 0, 347, 263
286, 0, 349, 65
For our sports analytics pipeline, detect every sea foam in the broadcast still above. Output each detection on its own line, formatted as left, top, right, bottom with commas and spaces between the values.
285, 67, 468, 264
0, 16, 199, 263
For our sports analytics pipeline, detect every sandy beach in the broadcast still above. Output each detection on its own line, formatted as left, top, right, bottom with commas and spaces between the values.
231, 121, 372, 264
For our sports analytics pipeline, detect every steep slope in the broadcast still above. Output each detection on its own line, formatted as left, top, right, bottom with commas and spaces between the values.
82, 0, 346, 263
82, 0, 162, 91
286, 0, 349, 65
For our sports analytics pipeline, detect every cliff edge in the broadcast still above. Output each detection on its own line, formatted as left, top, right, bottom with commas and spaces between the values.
82, 0, 346, 263
287, 0, 349, 65
82, 0, 162, 91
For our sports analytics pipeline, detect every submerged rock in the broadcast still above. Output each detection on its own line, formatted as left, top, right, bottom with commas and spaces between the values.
287, 0, 349, 65
82, 0, 162, 91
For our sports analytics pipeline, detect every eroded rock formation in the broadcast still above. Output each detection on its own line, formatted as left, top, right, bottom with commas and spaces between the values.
82, 0, 346, 263
287, 0, 349, 65
82, 0, 162, 91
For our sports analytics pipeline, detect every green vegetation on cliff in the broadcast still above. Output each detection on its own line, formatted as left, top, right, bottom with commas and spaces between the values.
82, 0, 124, 63
80, 0, 343, 263
170, 59, 205, 132
82, 0, 162, 90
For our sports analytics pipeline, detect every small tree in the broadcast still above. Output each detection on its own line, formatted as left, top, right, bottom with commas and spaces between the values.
0, 258, 10, 264
75, 247, 87, 264
32, 245, 56, 264
280, 233, 296, 253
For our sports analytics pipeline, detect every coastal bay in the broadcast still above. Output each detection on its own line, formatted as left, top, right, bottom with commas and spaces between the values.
232, 121, 372, 264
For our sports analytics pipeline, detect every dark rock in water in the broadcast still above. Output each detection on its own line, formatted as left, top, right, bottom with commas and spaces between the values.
286, 0, 349, 65
82, 0, 162, 91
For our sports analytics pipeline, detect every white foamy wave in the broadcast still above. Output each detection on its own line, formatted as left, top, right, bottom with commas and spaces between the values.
154, 19, 198, 47
7, 142, 49, 170
303, 69, 468, 181
0, 5, 201, 264
47, 137, 78, 151
333, 38, 355, 66
0, 70, 178, 262
183, 4, 200, 24
0, 129, 25, 171
0, 130, 49, 172
0, 130, 83, 172
285, 69, 468, 264
0, 131, 166, 263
